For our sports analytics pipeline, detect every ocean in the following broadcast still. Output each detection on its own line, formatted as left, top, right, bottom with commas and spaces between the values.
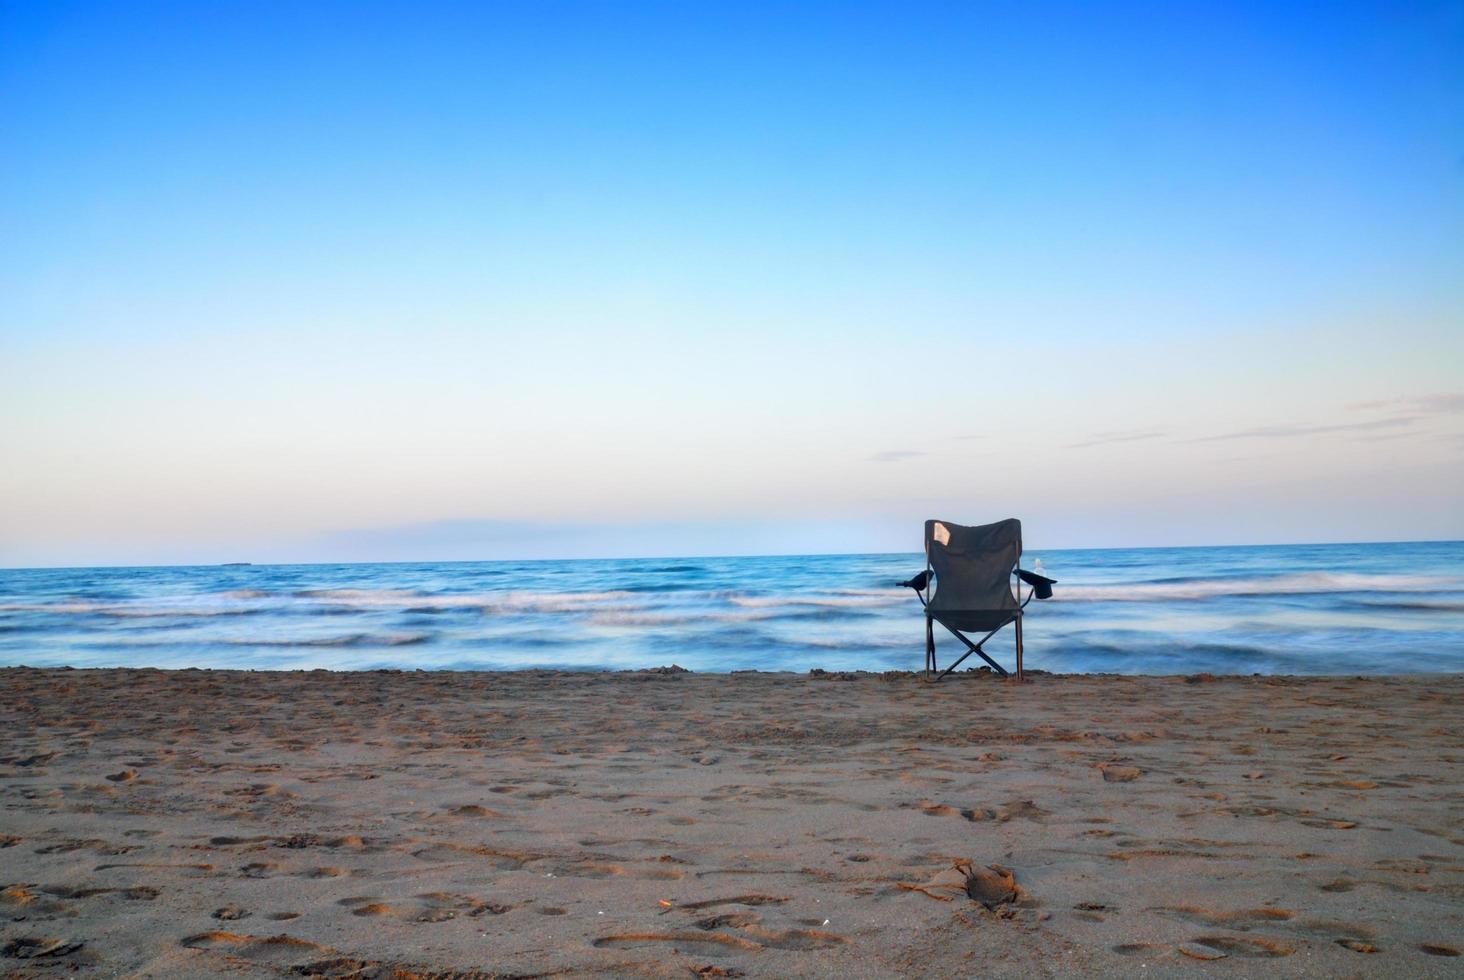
2, 540, 1462, 675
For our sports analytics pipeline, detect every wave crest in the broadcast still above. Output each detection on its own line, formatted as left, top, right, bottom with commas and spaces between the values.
1057, 572, 1459, 602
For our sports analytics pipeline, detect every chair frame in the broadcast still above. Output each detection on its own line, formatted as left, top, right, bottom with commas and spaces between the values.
916, 576, 1036, 681
912, 523, 1040, 682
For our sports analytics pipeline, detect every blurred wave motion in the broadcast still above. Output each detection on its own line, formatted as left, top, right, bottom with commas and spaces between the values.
2, 541, 1461, 675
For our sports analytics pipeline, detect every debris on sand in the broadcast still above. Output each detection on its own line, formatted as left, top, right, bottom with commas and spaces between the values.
898, 861, 1026, 910
964, 864, 1018, 909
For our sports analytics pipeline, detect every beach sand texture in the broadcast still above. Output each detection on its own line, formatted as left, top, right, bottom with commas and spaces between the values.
1, 667, 1461, 977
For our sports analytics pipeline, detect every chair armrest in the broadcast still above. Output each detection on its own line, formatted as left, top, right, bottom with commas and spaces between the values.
1016, 568, 1056, 599
898, 570, 931, 591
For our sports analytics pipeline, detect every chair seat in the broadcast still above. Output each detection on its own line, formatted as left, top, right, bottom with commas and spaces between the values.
930, 608, 1018, 633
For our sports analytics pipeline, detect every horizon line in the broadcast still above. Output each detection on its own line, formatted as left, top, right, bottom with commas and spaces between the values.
3, 536, 1461, 573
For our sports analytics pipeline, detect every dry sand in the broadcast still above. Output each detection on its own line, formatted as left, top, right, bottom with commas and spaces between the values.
1, 666, 1461, 978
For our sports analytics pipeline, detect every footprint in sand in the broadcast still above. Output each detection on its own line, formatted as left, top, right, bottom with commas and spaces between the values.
693, 912, 759, 930
0, 885, 71, 916
2, 936, 92, 964
209, 835, 270, 846
35, 838, 134, 856
41, 885, 159, 901
302, 866, 343, 878
1184, 935, 1292, 958
1299, 818, 1359, 830
1098, 763, 1143, 783
594, 933, 760, 956
182, 932, 369, 972
337, 893, 507, 921
962, 799, 1048, 822
1111, 943, 1161, 956
677, 895, 791, 911
239, 862, 280, 879
412, 842, 538, 869
1295, 918, 1377, 943
1154, 905, 1293, 928
598, 917, 844, 956
914, 800, 960, 818
448, 804, 505, 818
1178, 943, 1227, 961
734, 925, 845, 951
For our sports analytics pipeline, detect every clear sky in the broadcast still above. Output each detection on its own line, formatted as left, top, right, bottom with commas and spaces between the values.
2, 1, 1462, 567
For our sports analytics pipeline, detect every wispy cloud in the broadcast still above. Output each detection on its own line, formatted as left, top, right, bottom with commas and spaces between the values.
1066, 428, 1167, 450
1414, 393, 1464, 414
1346, 392, 1464, 415
866, 450, 926, 463
1355, 431, 1424, 443
1193, 416, 1418, 442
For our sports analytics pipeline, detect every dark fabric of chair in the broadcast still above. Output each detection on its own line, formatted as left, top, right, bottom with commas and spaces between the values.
925, 518, 1022, 633
899, 516, 1054, 680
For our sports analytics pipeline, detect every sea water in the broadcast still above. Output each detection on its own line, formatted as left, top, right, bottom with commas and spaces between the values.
2, 541, 1462, 675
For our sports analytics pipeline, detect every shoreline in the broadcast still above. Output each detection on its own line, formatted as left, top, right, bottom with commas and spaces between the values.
2, 668, 1461, 976
8, 664, 1464, 678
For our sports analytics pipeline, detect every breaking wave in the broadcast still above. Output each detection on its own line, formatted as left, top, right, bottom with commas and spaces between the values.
1055, 573, 1459, 602
223, 632, 432, 647
728, 592, 904, 609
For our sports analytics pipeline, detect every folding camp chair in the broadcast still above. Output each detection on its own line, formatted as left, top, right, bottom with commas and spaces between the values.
898, 518, 1055, 681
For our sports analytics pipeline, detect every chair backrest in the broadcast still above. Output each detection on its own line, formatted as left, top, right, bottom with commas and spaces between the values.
925, 518, 1021, 629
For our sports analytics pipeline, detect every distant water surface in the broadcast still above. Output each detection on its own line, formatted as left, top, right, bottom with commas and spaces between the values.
2, 541, 1462, 675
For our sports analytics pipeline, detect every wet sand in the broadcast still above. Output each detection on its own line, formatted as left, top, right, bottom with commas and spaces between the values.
1, 667, 1461, 977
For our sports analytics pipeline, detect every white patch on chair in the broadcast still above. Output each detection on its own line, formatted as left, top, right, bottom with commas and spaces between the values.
932, 522, 951, 546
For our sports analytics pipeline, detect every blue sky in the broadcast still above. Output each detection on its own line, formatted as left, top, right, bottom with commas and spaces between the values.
2, 1, 1462, 566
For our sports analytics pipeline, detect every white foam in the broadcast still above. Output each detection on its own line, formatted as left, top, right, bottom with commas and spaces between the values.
728, 593, 905, 609
1057, 572, 1459, 602
289, 588, 643, 613
222, 632, 430, 647
0, 601, 261, 617
588, 609, 775, 627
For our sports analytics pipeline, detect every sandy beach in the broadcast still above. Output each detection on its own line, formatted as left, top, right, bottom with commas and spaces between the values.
1, 667, 1461, 977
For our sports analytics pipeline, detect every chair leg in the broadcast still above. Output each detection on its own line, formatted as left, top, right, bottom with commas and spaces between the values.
925, 615, 935, 674
1014, 615, 1024, 682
